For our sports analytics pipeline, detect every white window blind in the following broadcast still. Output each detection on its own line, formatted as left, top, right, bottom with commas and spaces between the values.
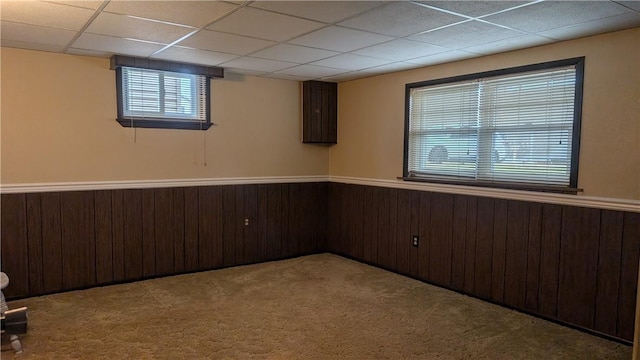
122, 67, 207, 122
407, 64, 579, 188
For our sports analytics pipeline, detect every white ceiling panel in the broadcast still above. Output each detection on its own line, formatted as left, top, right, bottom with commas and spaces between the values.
72, 33, 165, 57
416, 1, 531, 18
288, 26, 393, 52
207, 7, 325, 42
1, 0, 638, 82
151, 46, 238, 66
249, 1, 386, 23
310, 53, 392, 71
86, 12, 195, 44
539, 12, 640, 40
463, 34, 554, 55
275, 64, 348, 78
353, 39, 447, 61
1, 21, 76, 51
104, 1, 239, 28
338, 1, 466, 37
0, 0, 95, 30
251, 44, 339, 64
179, 30, 276, 55
483, 1, 632, 33
43, 1, 103, 10
220, 56, 298, 73
410, 20, 523, 49
404, 50, 479, 66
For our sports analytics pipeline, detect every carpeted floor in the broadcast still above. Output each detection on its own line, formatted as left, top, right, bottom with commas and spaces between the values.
3, 254, 632, 359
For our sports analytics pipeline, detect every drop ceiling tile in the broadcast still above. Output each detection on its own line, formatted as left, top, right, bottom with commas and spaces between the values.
251, 44, 338, 64
86, 12, 195, 44
463, 34, 554, 55
66, 48, 111, 57
352, 39, 448, 61
151, 46, 238, 66
310, 53, 392, 71
249, 1, 385, 23
72, 33, 165, 57
483, 1, 632, 33
179, 30, 276, 55
43, 1, 103, 10
1, 21, 76, 51
104, 1, 239, 28
404, 50, 479, 66
288, 26, 393, 52
321, 71, 366, 82
262, 73, 316, 82
220, 57, 298, 73
0, 0, 95, 30
338, 1, 465, 37
410, 20, 523, 49
538, 12, 640, 40
617, 1, 640, 11
1, 39, 67, 53
207, 7, 325, 42
417, 1, 530, 18
274, 64, 347, 78
359, 62, 420, 74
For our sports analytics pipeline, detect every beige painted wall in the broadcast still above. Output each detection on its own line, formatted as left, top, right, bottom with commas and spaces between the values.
331, 28, 640, 201
0, 48, 329, 184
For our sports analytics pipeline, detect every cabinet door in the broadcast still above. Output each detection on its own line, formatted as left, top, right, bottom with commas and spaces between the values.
303, 80, 337, 144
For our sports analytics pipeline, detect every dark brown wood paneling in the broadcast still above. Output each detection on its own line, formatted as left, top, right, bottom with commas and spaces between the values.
154, 188, 175, 275
525, 203, 542, 312
1, 194, 29, 298
280, 184, 290, 259
222, 185, 237, 267
349, 185, 365, 261
557, 206, 600, 329
474, 197, 494, 299
429, 192, 454, 287
618, 212, 640, 341
417, 191, 431, 281
387, 189, 399, 272
395, 189, 412, 276
244, 184, 258, 264
463, 197, 478, 294
173, 188, 185, 273
491, 199, 508, 302
504, 200, 529, 309
60, 191, 96, 289
256, 184, 268, 262
123, 189, 143, 280
41, 193, 63, 293
111, 190, 125, 282
538, 204, 562, 318
183, 187, 199, 272
593, 210, 623, 336
451, 195, 468, 291
376, 187, 391, 269
327, 183, 341, 254
200, 186, 223, 269
287, 184, 300, 258
142, 189, 156, 277
408, 190, 421, 278
26, 194, 43, 295
94, 190, 113, 285
267, 184, 283, 260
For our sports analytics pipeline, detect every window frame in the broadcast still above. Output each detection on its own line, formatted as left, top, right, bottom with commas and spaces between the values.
403, 57, 585, 194
111, 55, 223, 131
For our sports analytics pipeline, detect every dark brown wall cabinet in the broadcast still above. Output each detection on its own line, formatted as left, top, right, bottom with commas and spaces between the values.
302, 80, 337, 144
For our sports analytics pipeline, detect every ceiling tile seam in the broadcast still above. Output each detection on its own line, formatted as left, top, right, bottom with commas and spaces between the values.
150, 1, 251, 58
475, 0, 546, 20
62, 0, 111, 53
105, 13, 198, 29
409, 1, 476, 21
612, 1, 640, 13
40, 0, 99, 11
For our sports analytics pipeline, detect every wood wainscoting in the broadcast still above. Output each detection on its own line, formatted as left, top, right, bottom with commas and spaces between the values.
327, 182, 639, 343
1, 182, 328, 299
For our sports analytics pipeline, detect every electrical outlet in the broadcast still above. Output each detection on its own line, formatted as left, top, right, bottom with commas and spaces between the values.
412, 236, 419, 247
244, 218, 250, 226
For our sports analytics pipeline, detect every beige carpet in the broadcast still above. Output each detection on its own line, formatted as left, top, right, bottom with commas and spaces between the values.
3, 254, 632, 359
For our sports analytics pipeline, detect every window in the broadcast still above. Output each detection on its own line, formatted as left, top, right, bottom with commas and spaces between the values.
111, 55, 223, 130
404, 57, 584, 193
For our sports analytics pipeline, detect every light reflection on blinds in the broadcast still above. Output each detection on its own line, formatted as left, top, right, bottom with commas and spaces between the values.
122, 67, 206, 121
408, 65, 577, 187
